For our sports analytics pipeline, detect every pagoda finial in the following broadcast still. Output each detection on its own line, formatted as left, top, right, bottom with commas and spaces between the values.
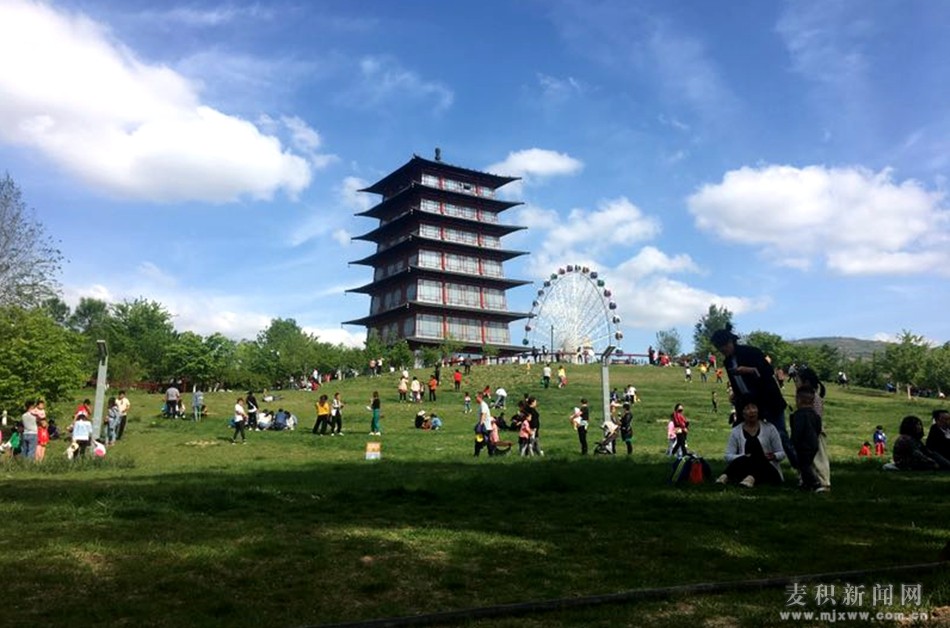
434, 147, 442, 162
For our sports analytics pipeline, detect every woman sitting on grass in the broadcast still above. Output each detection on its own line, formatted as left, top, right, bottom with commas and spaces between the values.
717, 402, 785, 488
893, 415, 950, 471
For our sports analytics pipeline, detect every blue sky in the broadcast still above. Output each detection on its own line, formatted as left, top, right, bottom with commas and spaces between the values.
2, 0, 949, 352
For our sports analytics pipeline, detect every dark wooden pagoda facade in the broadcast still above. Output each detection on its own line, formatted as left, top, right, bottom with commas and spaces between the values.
345, 153, 529, 354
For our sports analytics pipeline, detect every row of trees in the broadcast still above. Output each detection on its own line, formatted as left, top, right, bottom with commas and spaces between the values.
658, 305, 950, 395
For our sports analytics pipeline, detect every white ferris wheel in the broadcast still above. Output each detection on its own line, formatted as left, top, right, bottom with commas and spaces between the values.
522, 265, 623, 360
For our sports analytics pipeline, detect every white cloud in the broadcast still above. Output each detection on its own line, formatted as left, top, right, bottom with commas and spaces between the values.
281, 115, 337, 168
614, 246, 699, 280
536, 73, 585, 106
339, 176, 373, 212
340, 55, 454, 112
332, 229, 351, 247
687, 164, 950, 275
516, 198, 760, 331
547, 197, 660, 252
301, 326, 365, 348
488, 148, 584, 179
616, 277, 766, 329
288, 176, 369, 247
135, 5, 275, 28
0, 1, 316, 202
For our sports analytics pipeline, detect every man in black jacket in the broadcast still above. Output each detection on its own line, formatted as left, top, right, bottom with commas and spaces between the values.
712, 326, 795, 467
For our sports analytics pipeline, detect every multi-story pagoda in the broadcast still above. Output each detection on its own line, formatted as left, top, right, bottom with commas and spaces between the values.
345, 151, 529, 355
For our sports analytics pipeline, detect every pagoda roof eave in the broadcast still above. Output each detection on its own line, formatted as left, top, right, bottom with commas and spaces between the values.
353, 211, 525, 242
356, 184, 521, 219
344, 303, 529, 327
349, 236, 528, 266
346, 268, 531, 294
360, 155, 520, 195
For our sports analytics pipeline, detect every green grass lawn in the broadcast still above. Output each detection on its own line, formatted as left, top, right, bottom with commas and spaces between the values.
2, 364, 948, 627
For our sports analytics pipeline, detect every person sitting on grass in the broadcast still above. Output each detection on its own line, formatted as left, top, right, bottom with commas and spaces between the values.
415, 410, 431, 430
789, 387, 830, 492
717, 402, 785, 488
892, 415, 950, 471
926, 409, 950, 461
858, 442, 872, 457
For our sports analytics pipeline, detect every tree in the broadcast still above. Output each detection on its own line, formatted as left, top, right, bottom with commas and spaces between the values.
110, 299, 177, 381
656, 328, 681, 357
0, 173, 64, 308
41, 296, 71, 327
164, 331, 215, 388
481, 344, 499, 365
438, 335, 464, 362
883, 330, 928, 399
0, 306, 85, 411
256, 318, 320, 385
921, 342, 950, 394
693, 304, 734, 356
745, 330, 792, 368
387, 339, 414, 370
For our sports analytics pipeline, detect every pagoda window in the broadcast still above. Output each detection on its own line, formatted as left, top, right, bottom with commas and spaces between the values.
484, 321, 510, 344
402, 317, 415, 337
445, 253, 478, 274
416, 314, 443, 339
447, 316, 482, 342
445, 282, 480, 308
417, 279, 442, 304
444, 227, 477, 246
478, 210, 499, 224
419, 223, 441, 239
370, 296, 382, 314
482, 288, 506, 310
481, 259, 503, 277
479, 234, 501, 249
443, 202, 478, 221
405, 282, 417, 300
417, 249, 441, 269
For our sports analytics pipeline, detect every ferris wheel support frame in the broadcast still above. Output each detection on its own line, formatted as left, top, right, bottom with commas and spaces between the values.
600, 345, 616, 426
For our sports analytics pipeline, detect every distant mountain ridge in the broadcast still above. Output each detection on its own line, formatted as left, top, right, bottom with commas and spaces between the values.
791, 336, 890, 360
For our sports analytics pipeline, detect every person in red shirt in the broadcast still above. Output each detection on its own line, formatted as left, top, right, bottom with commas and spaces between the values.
453, 369, 462, 392
428, 376, 438, 402
670, 403, 690, 458
36, 419, 50, 461
858, 442, 871, 457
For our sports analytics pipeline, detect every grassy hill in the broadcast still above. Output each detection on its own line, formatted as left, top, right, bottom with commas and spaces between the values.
792, 336, 891, 360
0, 363, 947, 627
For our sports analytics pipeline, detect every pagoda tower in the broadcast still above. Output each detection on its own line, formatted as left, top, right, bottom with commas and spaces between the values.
345, 151, 529, 355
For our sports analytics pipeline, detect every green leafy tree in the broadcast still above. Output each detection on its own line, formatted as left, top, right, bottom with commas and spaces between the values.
693, 304, 734, 356
481, 344, 499, 365
0, 173, 64, 308
165, 331, 215, 388
110, 299, 177, 381
745, 330, 792, 369
0, 306, 85, 411
68, 297, 114, 372
655, 328, 681, 358
386, 339, 413, 371
255, 318, 319, 385
421, 346, 442, 368
921, 343, 950, 394
363, 329, 385, 373
438, 335, 464, 362
41, 296, 71, 327
883, 330, 928, 399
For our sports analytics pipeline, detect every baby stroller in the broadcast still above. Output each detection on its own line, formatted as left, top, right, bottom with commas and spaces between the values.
594, 420, 619, 455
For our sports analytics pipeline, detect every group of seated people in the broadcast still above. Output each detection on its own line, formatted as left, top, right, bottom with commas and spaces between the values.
414, 411, 443, 430
252, 409, 298, 431
890, 410, 950, 471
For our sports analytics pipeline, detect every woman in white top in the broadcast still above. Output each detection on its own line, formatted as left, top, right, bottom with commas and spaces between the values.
717, 402, 785, 488
231, 398, 248, 444
71, 412, 93, 458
